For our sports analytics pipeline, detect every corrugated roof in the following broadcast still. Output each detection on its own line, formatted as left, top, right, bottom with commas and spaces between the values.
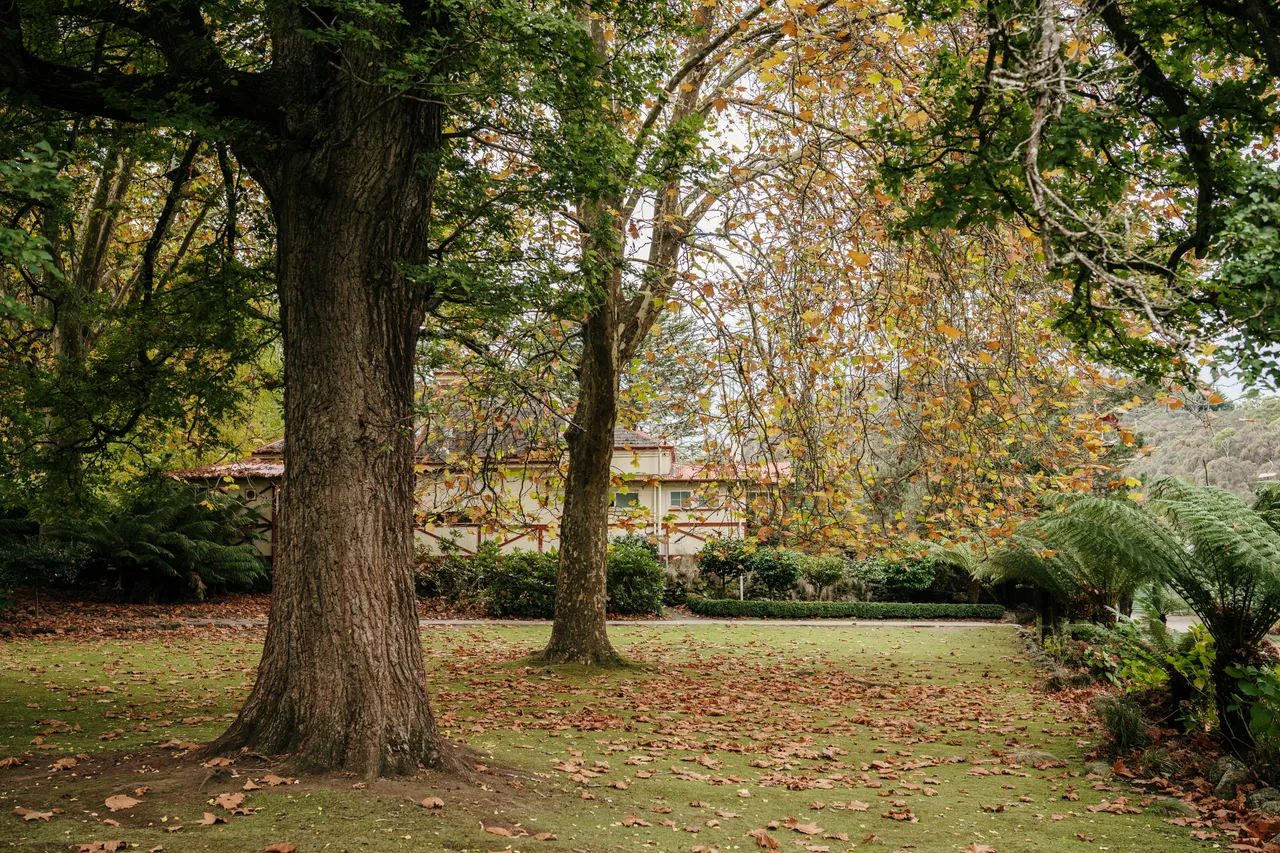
664, 461, 785, 483
174, 425, 676, 482
614, 426, 672, 448
168, 460, 284, 480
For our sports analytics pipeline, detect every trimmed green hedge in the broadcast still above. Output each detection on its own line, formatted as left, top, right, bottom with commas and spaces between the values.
685, 597, 1006, 620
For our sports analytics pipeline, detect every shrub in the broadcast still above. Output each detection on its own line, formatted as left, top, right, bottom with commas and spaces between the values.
607, 542, 663, 615
662, 580, 688, 607
697, 536, 751, 595
610, 532, 659, 559
1225, 663, 1280, 751
1095, 694, 1152, 752
48, 482, 266, 600
880, 555, 940, 592
415, 538, 497, 602
800, 555, 846, 600
685, 597, 1005, 620
486, 549, 558, 618
976, 479, 1280, 748
0, 538, 91, 616
746, 547, 802, 599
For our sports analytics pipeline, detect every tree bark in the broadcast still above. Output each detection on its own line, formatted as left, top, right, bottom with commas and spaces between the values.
206, 45, 450, 774
542, 265, 624, 665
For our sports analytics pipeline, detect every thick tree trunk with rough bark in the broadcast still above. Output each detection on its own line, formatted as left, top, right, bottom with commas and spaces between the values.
542, 269, 623, 665
207, 39, 449, 775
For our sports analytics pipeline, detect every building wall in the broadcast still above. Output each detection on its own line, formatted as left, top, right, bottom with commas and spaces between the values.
413, 478, 747, 559
195, 446, 747, 562
412, 446, 744, 560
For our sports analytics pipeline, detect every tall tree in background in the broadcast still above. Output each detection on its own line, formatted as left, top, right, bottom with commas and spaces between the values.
880, 0, 1280, 387
2, 0, 604, 774
540, 0, 895, 665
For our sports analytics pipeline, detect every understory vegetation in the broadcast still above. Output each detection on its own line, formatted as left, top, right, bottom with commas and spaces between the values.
0, 482, 266, 605
991, 480, 1280, 788
414, 533, 665, 618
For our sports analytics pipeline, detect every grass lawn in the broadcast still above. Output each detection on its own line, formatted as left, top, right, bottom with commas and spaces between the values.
0, 623, 1210, 852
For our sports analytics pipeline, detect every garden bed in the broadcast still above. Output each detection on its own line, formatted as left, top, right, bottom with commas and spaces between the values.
685, 596, 1007, 619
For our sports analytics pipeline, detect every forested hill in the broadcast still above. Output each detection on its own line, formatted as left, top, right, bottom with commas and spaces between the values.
1123, 397, 1280, 497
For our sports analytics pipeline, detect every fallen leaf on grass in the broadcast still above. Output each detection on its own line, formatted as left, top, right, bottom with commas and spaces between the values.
104, 795, 139, 812
964, 845, 998, 853
1086, 799, 1142, 815
264, 844, 296, 853
213, 792, 244, 810
533, 831, 556, 840
74, 843, 128, 852
261, 774, 295, 786
0, 756, 26, 769
747, 827, 781, 850
622, 815, 652, 827
847, 800, 870, 811
242, 779, 261, 790
785, 819, 823, 835
195, 813, 225, 826
14, 806, 53, 821
158, 739, 198, 750
420, 797, 444, 809
482, 823, 513, 837
52, 757, 78, 771
202, 757, 233, 768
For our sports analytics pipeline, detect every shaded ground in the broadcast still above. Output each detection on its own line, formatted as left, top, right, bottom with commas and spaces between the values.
0, 624, 1215, 852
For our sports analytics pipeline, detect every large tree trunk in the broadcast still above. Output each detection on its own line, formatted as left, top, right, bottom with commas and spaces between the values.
208, 53, 449, 774
542, 268, 623, 665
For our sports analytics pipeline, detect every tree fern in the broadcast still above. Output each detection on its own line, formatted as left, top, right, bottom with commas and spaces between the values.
988, 478, 1280, 748
53, 482, 266, 599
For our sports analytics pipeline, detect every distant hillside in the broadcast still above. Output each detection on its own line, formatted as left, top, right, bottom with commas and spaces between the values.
1122, 397, 1280, 498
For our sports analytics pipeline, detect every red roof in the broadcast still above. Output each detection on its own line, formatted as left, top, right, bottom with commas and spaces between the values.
173, 426, 678, 482
663, 461, 785, 483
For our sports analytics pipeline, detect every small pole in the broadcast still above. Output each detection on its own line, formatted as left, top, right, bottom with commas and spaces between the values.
739, 574, 744, 601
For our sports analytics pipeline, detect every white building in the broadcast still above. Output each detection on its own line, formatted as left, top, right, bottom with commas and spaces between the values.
172, 426, 772, 564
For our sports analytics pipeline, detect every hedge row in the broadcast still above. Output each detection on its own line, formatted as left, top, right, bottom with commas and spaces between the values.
685, 597, 1007, 620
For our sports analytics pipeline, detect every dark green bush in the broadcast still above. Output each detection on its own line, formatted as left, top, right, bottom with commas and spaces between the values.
685, 597, 1005, 619
610, 532, 659, 558
800, 555, 846, 600
697, 536, 751, 595
415, 539, 497, 601
0, 538, 91, 615
881, 555, 941, 591
745, 547, 802, 599
44, 482, 267, 600
486, 548, 558, 618
662, 580, 688, 607
0, 538, 89, 587
607, 542, 663, 615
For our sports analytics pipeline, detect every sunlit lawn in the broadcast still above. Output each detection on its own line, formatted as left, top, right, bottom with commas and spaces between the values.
0, 624, 1210, 852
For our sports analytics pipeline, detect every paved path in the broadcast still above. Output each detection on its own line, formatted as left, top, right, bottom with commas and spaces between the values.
182, 617, 1013, 629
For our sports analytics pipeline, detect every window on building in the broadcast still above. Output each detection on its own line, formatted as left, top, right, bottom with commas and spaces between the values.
669, 490, 699, 509
613, 492, 641, 510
